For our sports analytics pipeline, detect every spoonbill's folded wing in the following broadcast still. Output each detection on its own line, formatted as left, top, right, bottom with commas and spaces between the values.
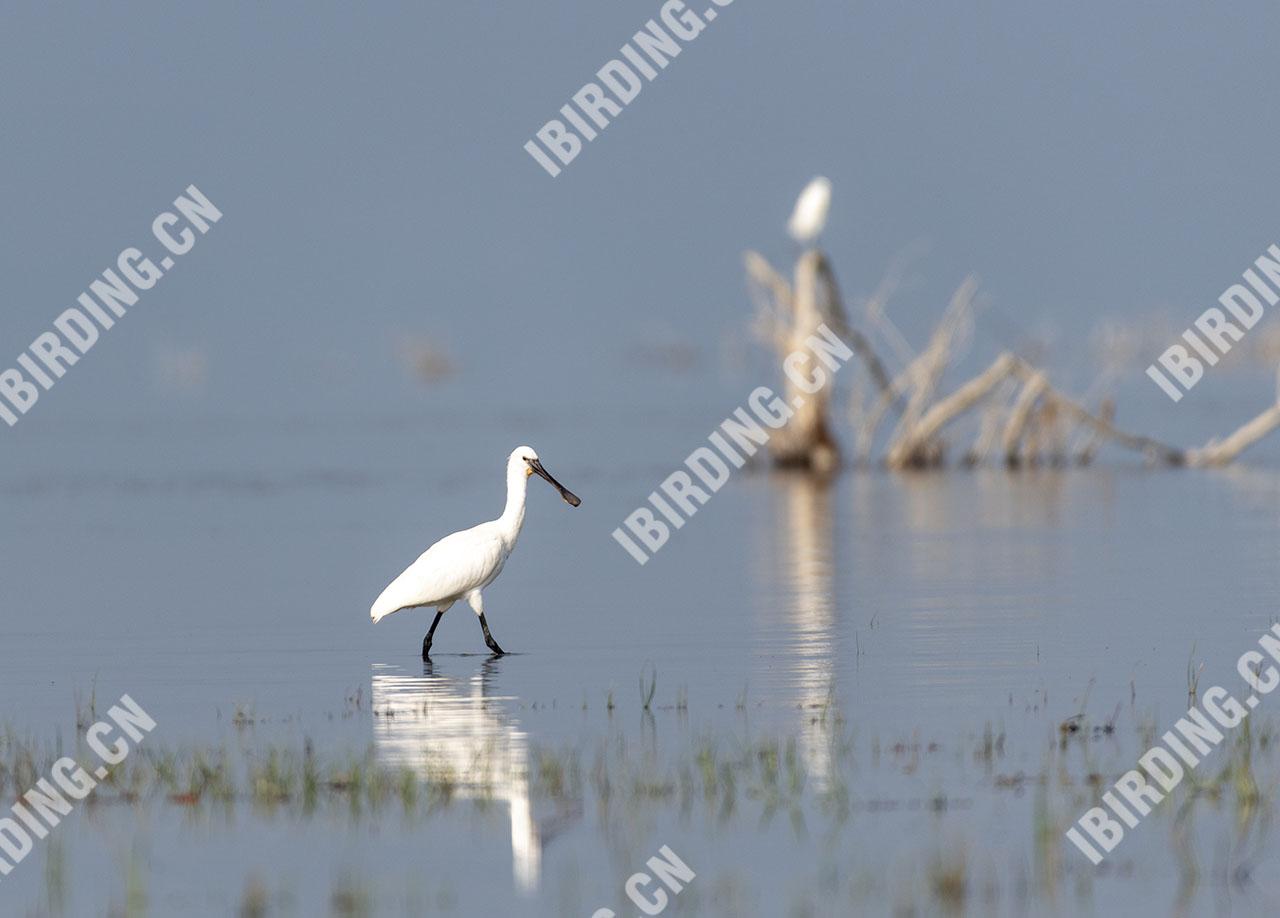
371, 524, 506, 621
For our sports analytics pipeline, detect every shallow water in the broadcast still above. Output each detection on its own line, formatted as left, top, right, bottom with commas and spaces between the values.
4, 400, 1280, 916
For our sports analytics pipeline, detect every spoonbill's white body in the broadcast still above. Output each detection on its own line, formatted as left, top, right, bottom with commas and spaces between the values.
370, 446, 581, 657
787, 176, 833, 244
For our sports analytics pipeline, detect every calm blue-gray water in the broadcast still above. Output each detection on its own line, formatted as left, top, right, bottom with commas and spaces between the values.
3, 378, 1280, 916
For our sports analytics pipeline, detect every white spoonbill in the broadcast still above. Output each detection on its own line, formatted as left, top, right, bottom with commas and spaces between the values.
787, 175, 833, 245
370, 446, 581, 657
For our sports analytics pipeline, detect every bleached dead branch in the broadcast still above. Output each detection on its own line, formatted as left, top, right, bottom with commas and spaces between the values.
859, 244, 922, 368
745, 249, 1280, 472
963, 376, 1018, 466
886, 276, 979, 448
888, 352, 1016, 468
1185, 370, 1280, 467
1073, 397, 1113, 465
1001, 369, 1049, 465
810, 255, 896, 397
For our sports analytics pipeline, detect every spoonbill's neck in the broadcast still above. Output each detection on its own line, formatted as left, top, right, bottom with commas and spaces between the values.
498, 466, 529, 540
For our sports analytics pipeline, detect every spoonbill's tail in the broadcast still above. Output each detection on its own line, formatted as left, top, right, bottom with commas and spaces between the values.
370, 593, 395, 624
370, 582, 408, 623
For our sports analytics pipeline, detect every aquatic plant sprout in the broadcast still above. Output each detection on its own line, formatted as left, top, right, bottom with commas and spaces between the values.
1066, 626, 1280, 864
0, 695, 156, 881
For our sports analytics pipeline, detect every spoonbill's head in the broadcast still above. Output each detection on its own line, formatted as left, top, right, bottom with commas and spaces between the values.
510, 446, 581, 507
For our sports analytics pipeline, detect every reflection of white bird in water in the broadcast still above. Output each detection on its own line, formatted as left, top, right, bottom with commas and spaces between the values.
787, 175, 833, 245
371, 660, 547, 894
370, 446, 581, 657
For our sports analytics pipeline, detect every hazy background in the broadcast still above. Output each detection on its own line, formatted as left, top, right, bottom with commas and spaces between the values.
4, 2, 1280, 427
3, 1, 1280, 684
6, 5, 1280, 914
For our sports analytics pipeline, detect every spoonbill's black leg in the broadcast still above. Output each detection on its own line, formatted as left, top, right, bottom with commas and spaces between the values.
422, 610, 445, 659
478, 613, 505, 656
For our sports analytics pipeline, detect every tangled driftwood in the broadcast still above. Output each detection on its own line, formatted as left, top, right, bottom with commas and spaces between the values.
745, 247, 1280, 470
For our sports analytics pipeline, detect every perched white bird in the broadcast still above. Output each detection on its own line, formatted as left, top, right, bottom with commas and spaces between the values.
371, 446, 581, 657
787, 175, 833, 245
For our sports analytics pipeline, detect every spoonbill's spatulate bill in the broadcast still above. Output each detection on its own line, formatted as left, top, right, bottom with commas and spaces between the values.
370, 446, 581, 657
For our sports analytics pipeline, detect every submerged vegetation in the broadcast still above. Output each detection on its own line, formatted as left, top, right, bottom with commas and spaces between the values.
2, 674, 1279, 914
